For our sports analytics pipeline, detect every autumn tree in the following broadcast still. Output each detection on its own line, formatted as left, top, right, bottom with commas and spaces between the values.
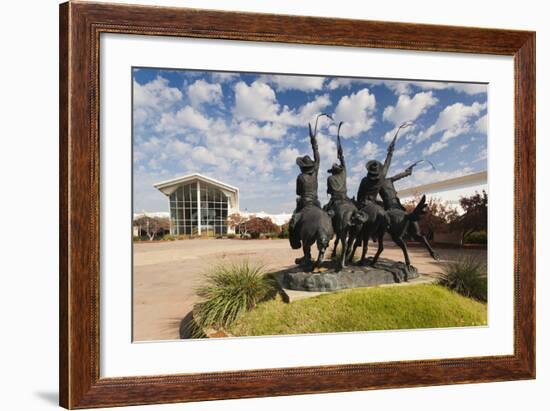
226, 213, 250, 236
403, 196, 459, 240
453, 190, 488, 244
134, 216, 170, 241
245, 217, 280, 238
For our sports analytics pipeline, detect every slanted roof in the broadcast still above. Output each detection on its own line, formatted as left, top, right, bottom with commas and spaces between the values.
397, 171, 487, 198
154, 173, 239, 196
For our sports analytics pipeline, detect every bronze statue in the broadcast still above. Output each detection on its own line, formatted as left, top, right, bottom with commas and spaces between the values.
325, 122, 367, 269
351, 123, 439, 270
286, 116, 439, 277
356, 122, 412, 207
289, 114, 334, 270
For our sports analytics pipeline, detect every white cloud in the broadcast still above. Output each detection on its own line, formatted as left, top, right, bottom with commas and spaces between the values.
383, 91, 438, 125
326, 78, 373, 90
238, 120, 287, 140
276, 147, 300, 171
133, 77, 182, 127
327, 78, 354, 90
459, 144, 469, 152
133, 76, 182, 110
261, 74, 325, 92
291, 94, 332, 125
211, 72, 239, 83
192, 146, 222, 166
394, 142, 413, 158
413, 101, 487, 143
155, 106, 211, 134
233, 81, 280, 121
476, 114, 488, 134
474, 148, 488, 162
423, 141, 449, 156
187, 79, 222, 108
360, 141, 379, 157
233, 80, 332, 128
384, 80, 486, 96
333, 88, 376, 138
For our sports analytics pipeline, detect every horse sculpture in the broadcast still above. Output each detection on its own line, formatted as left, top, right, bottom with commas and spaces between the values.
330, 200, 368, 269
348, 200, 388, 266
292, 204, 334, 270
385, 195, 438, 269
349, 195, 432, 281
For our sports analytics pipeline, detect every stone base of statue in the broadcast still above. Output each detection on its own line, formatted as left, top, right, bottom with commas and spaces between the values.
280, 257, 419, 292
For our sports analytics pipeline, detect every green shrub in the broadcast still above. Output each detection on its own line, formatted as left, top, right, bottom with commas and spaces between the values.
162, 234, 176, 241
438, 256, 487, 302
227, 233, 236, 239
266, 232, 280, 239
193, 261, 278, 332
464, 230, 487, 244
278, 228, 289, 239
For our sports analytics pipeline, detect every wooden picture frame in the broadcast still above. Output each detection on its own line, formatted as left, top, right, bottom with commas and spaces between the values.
59, 1, 535, 408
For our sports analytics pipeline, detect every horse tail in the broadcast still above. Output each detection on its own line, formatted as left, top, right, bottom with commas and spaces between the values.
408, 194, 427, 222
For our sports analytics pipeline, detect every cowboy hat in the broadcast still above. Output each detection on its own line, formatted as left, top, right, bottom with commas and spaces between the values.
327, 162, 344, 174
296, 155, 316, 170
366, 160, 383, 178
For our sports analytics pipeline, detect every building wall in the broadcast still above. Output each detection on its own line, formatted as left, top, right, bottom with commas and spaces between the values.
168, 180, 235, 236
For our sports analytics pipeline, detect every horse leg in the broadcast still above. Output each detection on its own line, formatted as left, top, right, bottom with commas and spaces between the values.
359, 234, 369, 265
410, 222, 439, 260
331, 234, 340, 259
349, 228, 363, 263
316, 241, 327, 270
339, 229, 348, 270
371, 230, 385, 266
303, 242, 313, 271
393, 237, 411, 281
295, 240, 312, 266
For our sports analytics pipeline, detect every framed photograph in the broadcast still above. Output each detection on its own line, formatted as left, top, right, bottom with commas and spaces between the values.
59, 1, 535, 408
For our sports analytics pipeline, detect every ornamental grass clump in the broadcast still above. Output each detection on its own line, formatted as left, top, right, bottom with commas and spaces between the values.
193, 261, 278, 332
437, 256, 487, 302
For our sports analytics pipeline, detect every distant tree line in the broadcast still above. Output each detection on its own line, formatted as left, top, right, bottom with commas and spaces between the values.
403, 190, 488, 245
133, 215, 170, 241
226, 214, 285, 239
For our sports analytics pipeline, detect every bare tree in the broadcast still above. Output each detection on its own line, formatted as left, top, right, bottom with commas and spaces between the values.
226, 213, 250, 237
134, 216, 170, 241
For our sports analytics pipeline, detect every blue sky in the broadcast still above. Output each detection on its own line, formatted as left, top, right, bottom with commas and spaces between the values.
133, 68, 487, 214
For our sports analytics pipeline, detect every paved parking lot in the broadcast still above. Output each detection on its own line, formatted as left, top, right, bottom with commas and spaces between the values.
133, 239, 486, 341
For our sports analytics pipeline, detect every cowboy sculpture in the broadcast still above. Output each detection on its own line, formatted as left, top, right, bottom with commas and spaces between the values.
325, 122, 349, 215
288, 113, 331, 249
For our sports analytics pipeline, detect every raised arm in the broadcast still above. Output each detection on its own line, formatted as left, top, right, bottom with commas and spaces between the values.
384, 122, 413, 176
310, 130, 320, 172
390, 166, 413, 182
308, 114, 328, 173
336, 121, 346, 169
382, 141, 395, 176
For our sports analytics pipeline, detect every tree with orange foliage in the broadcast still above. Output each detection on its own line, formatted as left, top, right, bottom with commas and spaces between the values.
403, 196, 459, 241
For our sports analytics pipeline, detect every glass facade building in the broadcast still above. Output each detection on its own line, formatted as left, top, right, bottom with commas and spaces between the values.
155, 174, 239, 237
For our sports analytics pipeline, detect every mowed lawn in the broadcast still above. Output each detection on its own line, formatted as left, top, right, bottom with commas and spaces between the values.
228, 284, 487, 337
